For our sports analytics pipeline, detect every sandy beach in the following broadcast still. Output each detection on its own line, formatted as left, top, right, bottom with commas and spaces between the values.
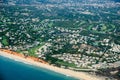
0, 50, 107, 80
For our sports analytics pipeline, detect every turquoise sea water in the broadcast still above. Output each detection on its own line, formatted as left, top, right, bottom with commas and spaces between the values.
0, 55, 79, 80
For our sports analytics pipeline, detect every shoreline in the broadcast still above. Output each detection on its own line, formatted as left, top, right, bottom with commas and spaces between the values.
0, 49, 107, 80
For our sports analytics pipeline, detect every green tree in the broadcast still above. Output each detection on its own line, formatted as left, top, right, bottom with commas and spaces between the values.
2, 36, 9, 46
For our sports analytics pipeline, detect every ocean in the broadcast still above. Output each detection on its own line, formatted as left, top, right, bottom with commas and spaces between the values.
0, 55, 79, 80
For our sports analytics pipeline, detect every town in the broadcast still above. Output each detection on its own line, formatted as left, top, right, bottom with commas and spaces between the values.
0, 0, 120, 79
